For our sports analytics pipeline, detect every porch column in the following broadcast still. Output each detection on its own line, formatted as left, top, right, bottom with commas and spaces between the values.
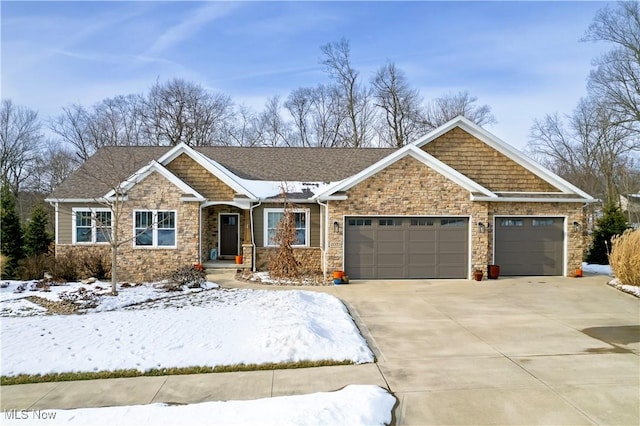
243, 209, 251, 243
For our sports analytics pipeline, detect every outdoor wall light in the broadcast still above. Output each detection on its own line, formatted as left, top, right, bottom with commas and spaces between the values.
333, 221, 340, 233
477, 222, 492, 233
572, 221, 582, 232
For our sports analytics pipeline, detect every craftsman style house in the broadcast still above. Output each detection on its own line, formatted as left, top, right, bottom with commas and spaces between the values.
46, 117, 595, 282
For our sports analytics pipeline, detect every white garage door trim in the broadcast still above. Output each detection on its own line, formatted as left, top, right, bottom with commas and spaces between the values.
492, 215, 568, 276
341, 215, 472, 279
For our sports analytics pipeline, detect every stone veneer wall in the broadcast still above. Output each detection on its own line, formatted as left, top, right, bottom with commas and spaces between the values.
326, 156, 490, 277
325, 155, 585, 278
254, 247, 322, 274
97, 172, 199, 282
423, 127, 558, 192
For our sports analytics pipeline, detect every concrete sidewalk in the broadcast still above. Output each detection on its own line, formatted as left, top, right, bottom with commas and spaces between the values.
0, 364, 387, 411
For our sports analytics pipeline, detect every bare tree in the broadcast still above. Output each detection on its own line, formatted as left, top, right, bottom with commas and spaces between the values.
23, 142, 78, 195
372, 62, 424, 147
285, 87, 313, 147
320, 38, 375, 147
528, 97, 637, 204
422, 91, 496, 131
225, 104, 261, 147
583, 1, 640, 130
253, 96, 290, 147
143, 78, 234, 146
91, 95, 146, 148
49, 104, 95, 161
50, 95, 147, 162
0, 99, 43, 194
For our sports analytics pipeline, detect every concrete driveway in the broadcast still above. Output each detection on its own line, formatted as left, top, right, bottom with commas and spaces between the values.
332, 274, 639, 425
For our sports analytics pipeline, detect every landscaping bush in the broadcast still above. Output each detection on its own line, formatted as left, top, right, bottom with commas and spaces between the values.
51, 252, 81, 282
586, 204, 630, 264
19, 253, 54, 281
78, 250, 111, 280
609, 228, 640, 286
163, 265, 206, 291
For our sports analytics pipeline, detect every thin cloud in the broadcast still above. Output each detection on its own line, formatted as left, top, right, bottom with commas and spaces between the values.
142, 2, 240, 57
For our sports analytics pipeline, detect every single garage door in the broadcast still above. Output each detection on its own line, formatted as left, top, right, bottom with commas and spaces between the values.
344, 217, 468, 279
494, 217, 564, 276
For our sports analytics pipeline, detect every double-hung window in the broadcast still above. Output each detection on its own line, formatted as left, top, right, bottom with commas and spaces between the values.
134, 210, 176, 248
264, 208, 309, 247
72, 208, 112, 244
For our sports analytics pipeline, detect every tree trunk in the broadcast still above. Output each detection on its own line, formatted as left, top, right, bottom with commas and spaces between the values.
111, 211, 118, 295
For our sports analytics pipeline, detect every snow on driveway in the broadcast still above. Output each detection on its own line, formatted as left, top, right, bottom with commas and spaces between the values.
1, 288, 374, 377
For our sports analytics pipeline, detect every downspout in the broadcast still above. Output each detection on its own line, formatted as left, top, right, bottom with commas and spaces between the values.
317, 199, 329, 281
250, 201, 262, 272
198, 203, 203, 264
48, 201, 59, 257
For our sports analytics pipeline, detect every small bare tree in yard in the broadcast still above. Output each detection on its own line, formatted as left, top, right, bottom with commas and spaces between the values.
268, 187, 301, 279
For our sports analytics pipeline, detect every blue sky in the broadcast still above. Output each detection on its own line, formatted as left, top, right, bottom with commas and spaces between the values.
1, 1, 609, 149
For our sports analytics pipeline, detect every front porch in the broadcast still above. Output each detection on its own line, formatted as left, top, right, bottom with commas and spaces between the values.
201, 204, 251, 262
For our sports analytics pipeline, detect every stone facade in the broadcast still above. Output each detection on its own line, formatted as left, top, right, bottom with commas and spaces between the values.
423, 127, 557, 192
324, 155, 586, 278
326, 155, 489, 277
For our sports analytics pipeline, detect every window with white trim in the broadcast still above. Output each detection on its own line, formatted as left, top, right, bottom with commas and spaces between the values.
72, 208, 112, 244
264, 208, 309, 247
134, 210, 176, 248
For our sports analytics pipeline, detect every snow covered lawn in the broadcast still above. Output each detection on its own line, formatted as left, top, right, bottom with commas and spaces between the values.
1, 284, 373, 377
1, 385, 394, 426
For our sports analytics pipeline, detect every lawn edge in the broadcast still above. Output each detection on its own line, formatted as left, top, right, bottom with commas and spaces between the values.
1, 360, 355, 385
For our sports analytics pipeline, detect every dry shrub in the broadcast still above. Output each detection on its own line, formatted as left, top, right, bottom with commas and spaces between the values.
78, 250, 111, 280
268, 207, 300, 279
52, 252, 81, 282
609, 228, 640, 286
0, 254, 6, 278
19, 254, 55, 280
162, 265, 206, 291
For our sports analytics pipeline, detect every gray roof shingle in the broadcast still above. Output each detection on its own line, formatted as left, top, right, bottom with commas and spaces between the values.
48, 146, 397, 200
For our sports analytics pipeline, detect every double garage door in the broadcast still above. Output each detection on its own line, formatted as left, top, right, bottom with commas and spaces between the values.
344, 216, 565, 279
344, 217, 468, 279
494, 217, 564, 276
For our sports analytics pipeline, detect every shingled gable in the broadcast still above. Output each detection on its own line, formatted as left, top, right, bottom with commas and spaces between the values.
104, 160, 205, 202
413, 116, 595, 201
313, 145, 496, 201
158, 142, 257, 200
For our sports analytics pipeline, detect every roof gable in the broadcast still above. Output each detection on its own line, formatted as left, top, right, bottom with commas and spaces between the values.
104, 161, 205, 201
159, 143, 257, 199
413, 116, 594, 199
314, 145, 496, 200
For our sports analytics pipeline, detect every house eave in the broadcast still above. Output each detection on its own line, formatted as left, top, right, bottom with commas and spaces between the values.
471, 196, 597, 203
44, 198, 104, 203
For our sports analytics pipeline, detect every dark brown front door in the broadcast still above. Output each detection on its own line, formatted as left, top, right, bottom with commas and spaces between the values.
220, 214, 239, 257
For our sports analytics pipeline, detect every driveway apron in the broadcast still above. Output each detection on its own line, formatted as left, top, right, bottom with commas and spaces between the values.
333, 275, 639, 425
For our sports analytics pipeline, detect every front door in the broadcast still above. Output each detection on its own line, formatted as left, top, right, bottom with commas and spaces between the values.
220, 214, 239, 257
